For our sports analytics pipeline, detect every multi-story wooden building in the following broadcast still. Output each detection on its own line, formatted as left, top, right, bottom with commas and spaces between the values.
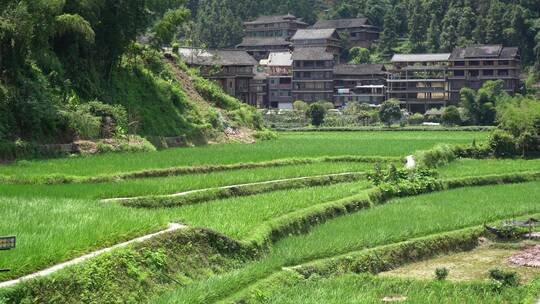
178, 48, 257, 105
292, 47, 336, 103
263, 52, 294, 109
333, 64, 387, 106
448, 45, 520, 102
311, 18, 380, 48
237, 14, 308, 61
291, 29, 342, 60
250, 69, 268, 108
387, 53, 451, 113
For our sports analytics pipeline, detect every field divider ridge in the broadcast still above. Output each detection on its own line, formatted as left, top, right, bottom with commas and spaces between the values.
0, 155, 400, 185
0, 223, 186, 289
109, 171, 368, 208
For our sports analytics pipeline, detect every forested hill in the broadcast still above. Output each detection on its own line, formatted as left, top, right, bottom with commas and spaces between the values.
185, 0, 540, 69
0, 0, 261, 145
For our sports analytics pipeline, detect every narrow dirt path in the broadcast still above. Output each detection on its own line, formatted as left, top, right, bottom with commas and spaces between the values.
102, 172, 365, 204
0, 223, 186, 289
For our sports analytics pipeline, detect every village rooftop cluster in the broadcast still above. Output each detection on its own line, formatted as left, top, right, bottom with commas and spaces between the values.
175, 14, 520, 113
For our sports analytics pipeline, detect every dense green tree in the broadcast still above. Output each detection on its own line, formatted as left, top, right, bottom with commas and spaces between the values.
151, 8, 190, 47
407, 0, 426, 52
379, 99, 402, 127
425, 14, 440, 52
378, 7, 398, 54
307, 102, 327, 127
440, 5, 461, 51
485, 0, 506, 45
195, 0, 243, 48
459, 88, 479, 125
473, 16, 487, 44
442, 106, 462, 126
456, 5, 475, 47
506, 6, 533, 64
349, 47, 371, 64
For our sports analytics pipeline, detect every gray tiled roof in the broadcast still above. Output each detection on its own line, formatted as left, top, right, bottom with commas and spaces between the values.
292, 47, 334, 60
333, 64, 386, 75
312, 18, 373, 29
178, 48, 256, 66
292, 29, 338, 40
244, 14, 307, 25
237, 37, 291, 47
450, 45, 519, 60
391, 53, 451, 63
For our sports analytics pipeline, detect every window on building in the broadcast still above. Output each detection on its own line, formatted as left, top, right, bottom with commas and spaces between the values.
483, 70, 494, 76
498, 70, 509, 76
483, 60, 494, 66
499, 60, 509, 66
454, 70, 465, 77
454, 61, 465, 66
469, 61, 480, 66
469, 70, 479, 77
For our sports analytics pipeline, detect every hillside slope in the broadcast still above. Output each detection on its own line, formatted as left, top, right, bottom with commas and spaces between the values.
0, 1, 261, 149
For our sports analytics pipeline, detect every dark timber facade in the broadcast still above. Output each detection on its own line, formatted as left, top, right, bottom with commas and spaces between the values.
448, 45, 520, 102
333, 64, 387, 106
387, 53, 451, 113
311, 18, 380, 48
237, 14, 307, 61
292, 47, 336, 103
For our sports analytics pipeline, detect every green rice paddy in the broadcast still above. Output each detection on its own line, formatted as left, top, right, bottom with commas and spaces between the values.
1, 130, 539, 304
0, 131, 485, 178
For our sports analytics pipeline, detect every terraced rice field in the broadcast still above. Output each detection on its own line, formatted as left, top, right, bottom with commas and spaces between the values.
1, 130, 539, 303
155, 182, 540, 304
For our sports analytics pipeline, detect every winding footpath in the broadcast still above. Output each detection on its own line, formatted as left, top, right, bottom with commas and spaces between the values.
0, 223, 186, 289
101, 171, 365, 203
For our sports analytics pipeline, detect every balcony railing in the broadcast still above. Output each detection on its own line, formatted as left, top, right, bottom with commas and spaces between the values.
269, 84, 292, 89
